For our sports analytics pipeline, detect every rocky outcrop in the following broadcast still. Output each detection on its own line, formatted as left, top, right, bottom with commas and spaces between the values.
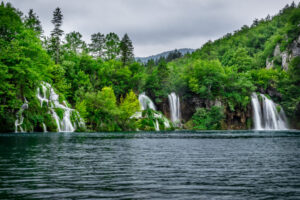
267, 35, 300, 71
180, 96, 204, 122
291, 35, 300, 57
266, 86, 282, 99
281, 51, 289, 71
224, 104, 252, 130
157, 98, 170, 119
180, 96, 224, 122
274, 44, 281, 57
266, 58, 274, 69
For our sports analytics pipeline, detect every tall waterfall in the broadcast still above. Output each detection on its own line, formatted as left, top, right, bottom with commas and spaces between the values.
138, 92, 156, 110
42, 123, 47, 132
251, 93, 288, 130
36, 82, 84, 132
168, 92, 181, 125
251, 93, 263, 130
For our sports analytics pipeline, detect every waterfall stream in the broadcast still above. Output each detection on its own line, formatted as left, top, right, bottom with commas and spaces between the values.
138, 92, 156, 110
251, 93, 288, 130
42, 123, 47, 132
168, 92, 181, 126
15, 99, 28, 133
36, 82, 84, 132
134, 92, 171, 131
251, 93, 263, 130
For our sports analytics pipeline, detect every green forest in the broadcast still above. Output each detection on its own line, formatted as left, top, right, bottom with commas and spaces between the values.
0, 2, 300, 132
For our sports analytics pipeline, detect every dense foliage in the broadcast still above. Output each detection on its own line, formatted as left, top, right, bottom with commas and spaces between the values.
0, 2, 299, 132
189, 106, 225, 130
166, 3, 300, 129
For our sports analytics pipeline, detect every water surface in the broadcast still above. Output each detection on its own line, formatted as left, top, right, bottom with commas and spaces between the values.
0, 130, 300, 199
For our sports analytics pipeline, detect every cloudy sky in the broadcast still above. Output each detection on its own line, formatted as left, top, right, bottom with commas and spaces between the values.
5, 0, 299, 57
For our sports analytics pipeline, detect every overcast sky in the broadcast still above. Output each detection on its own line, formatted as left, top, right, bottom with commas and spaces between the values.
4, 0, 299, 57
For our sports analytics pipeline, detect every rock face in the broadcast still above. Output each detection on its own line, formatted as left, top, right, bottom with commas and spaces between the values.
291, 35, 300, 57
180, 95, 249, 129
281, 51, 289, 71
268, 35, 300, 71
274, 44, 281, 57
156, 98, 170, 119
180, 96, 223, 122
224, 105, 252, 130
266, 59, 274, 69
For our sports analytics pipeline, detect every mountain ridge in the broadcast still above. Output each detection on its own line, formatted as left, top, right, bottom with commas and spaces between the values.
136, 48, 195, 63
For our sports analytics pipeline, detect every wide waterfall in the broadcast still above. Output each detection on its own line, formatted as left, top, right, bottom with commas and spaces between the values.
168, 92, 181, 125
251, 93, 288, 130
36, 82, 85, 132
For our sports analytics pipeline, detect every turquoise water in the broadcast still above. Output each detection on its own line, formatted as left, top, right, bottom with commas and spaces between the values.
0, 130, 299, 199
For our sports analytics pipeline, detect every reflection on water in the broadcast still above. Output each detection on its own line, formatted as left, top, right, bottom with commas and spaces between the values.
0, 131, 300, 199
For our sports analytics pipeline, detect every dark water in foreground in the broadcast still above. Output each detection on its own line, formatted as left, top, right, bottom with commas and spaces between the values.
0, 130, 300, 200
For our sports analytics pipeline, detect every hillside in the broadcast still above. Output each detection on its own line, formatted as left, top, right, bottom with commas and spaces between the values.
161, 3, 300, 129
0, 2, 299, 132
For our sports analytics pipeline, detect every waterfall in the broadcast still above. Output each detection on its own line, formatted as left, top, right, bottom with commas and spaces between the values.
42, 123, 47, 132
251, 93, 288, 130
168, 92, 181, 125
138, 92, 156, 110
251, 93, 263, 130
37, 82, 84, 132
134, 92, 171, 131
15, 99, 28, 133
154, 120, 160, 131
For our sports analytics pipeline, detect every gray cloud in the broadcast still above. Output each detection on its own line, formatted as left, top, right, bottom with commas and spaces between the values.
5, 0, 299, 56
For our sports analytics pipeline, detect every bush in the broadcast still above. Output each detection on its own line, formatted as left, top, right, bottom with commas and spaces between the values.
192, 106, 225, 130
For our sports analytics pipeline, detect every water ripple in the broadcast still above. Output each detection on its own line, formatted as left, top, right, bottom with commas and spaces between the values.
0, 130, 299, 199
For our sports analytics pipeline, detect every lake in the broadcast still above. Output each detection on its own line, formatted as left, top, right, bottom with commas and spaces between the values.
0, 130, 299, 199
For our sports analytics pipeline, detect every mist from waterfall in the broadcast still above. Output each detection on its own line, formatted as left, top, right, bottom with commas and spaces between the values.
168, 92, 181, 126
251, 93, 288, 130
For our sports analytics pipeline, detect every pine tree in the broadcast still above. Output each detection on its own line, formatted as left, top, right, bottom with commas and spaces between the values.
120, 33, 134, 66
24, 9, 43, 35
50, 7, 63, 64
104, 32, 120, 60
89, 32, 105, 58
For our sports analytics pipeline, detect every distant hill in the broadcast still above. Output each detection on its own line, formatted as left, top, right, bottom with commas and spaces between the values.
136, 48, 195, 63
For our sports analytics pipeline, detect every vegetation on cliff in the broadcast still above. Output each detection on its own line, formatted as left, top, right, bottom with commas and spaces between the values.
0, 2, 299, 132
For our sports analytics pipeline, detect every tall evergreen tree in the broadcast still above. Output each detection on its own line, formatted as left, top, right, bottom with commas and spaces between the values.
50, 7, 63, 64
104, 32, 120, 60
120, 33, 134, 66
89, 32, 105, 58
24, 9, 43, 35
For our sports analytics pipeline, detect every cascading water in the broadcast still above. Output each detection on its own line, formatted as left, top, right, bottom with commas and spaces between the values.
138, 92, 156, 110
168, 92, 181, 126
132, 92, 171, 131
251, 93, 263, 130
251, 93, 288, 130
37, 82, 84, 132
15, 99, 28, 133
42, 123, 47, 132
